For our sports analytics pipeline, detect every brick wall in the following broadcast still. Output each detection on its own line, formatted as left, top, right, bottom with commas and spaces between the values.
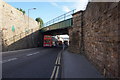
69, 2, 120, 77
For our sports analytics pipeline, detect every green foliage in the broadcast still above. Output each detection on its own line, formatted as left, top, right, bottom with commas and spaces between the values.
17, 8, 26, 15
35, 17, 44, 28
17, 8, 19, 10
20, 8, 22, 11
22, 11, 25, 14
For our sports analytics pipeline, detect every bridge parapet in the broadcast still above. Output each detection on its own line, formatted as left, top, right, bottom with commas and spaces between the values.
44, 9, 75, 27
41, 10, 75, 32
41, 18, 72, 32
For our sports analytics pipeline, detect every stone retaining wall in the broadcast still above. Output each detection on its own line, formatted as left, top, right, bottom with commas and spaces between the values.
68, 2, 120, 77
68, 12, 80, 53
1, 1, 41, 52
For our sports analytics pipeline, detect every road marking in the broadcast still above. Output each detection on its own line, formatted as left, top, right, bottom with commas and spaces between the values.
2, 48, 41, 54
55, 66, 60, 79
2, 58, 18, 63
50, 57, 59, 79
58, 57, 61, 65
50, 66, 57, 79
26, 52, 39, 56
2, 52, 40, 63
55, 56, 59, 64
50, 50, 63, 79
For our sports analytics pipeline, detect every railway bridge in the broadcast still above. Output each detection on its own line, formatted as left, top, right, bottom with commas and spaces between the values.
1, 2, 120, 78
40, 10, 75, 35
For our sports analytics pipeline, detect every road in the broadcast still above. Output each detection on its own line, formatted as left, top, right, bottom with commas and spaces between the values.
2, 47, 62, 78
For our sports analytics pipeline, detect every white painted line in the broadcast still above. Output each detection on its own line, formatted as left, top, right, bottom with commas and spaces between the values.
50, 50, 62, 79
55, 57, 59, 64
2, 58, 18, 63
26, 54, 33, 56
55, 66, 60, 79
26, 52, 39, 56
58, 57, 61, 65
50, 66, 57, 79
50, 56, 60, 79
33, 52, 39, 54
2, 48, 41, 54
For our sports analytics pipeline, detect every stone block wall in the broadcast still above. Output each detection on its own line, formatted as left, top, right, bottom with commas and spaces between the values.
118, 2, 120, 77
0, 0, 2, 52
0, 1, 41, 52
68, 11, 83, 54
68, 2, 120, 77
2, 1, 39, 40
83, 2, 119, 77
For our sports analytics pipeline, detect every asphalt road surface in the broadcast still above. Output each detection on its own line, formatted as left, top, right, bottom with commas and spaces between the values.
2, 47, 62, 78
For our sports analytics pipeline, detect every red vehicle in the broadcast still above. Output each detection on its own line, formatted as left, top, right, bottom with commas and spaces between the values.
43, 35, 52, 47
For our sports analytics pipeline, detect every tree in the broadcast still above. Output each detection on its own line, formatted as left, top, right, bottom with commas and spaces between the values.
35, 17, 44, 28
19, 8, 23, 12
22, 11, 25, 15
16, 8, 26, 15
16, 8, 19, 10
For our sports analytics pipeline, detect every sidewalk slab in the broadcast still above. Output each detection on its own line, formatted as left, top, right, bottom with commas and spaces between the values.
62, 50, 103, 78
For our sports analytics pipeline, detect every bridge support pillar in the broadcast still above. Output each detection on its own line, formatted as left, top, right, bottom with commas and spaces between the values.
68, 11, 84, 54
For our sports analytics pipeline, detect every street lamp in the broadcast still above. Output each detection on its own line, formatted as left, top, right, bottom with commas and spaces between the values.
28, 8, 36, 31
27, 8, 36, 48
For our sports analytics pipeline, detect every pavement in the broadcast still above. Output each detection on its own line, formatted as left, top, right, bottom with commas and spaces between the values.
61, 50, 103, 78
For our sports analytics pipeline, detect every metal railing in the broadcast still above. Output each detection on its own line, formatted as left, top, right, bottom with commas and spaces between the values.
41, 18, 73, 32
43, 9, 76, 27
3, 28, 39, 46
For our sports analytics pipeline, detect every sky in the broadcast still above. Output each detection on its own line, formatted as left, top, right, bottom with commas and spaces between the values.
7, 1, 88, 23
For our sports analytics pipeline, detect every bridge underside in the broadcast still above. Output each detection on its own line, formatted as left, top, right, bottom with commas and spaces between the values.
42, 28, 69, 36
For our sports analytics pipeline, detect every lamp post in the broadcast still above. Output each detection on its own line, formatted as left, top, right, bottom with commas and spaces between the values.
28, 8, 36, 32
27, 8, 36, 48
